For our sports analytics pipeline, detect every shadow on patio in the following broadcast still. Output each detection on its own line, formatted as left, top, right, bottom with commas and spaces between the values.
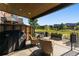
61, 50, 79, 56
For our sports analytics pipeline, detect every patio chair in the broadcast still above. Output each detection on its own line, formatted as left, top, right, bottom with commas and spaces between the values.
39, 40, 53, 56
29, 34, 39, 45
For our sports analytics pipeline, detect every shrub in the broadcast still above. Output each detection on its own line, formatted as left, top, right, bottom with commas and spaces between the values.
51, 33, 62, 40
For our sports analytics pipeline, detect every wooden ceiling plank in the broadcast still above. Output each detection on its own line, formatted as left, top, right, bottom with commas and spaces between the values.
0, 3, 73, 19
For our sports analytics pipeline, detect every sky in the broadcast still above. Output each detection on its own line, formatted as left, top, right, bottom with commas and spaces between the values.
23, 3, 79, 25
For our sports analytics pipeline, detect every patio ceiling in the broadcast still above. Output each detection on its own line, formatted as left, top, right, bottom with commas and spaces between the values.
0, 3, 73, 19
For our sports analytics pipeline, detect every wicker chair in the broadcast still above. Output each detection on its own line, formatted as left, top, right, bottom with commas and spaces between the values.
29, 34, 39, 45
39, 40, 53, 56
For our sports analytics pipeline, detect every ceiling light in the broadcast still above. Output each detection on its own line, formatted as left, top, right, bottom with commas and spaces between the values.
28, 12, 31, 15
19, 9, 22, 11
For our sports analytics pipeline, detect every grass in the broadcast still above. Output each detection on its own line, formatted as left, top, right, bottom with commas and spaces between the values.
35, 29, 79, 38
35, 29, 72, 34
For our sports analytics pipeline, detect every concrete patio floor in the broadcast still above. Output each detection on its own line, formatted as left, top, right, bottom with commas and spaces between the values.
4, 40, 79, 56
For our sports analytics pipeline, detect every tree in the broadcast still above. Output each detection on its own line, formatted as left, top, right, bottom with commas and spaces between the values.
37, 26, 44, 29
75, 25, 79, 30
77, 22, 79, 25
58, 23, 64, 30
50, 25, 54, 30
63, 25, 68, 30
28, 18, 39, 36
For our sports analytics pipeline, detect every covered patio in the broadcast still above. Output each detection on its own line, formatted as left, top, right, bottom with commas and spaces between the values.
0, 3, 78, 56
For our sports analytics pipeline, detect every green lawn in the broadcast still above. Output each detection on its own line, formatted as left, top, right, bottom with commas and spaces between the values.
35, 29, 79, 38
35, 29, 73, 34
